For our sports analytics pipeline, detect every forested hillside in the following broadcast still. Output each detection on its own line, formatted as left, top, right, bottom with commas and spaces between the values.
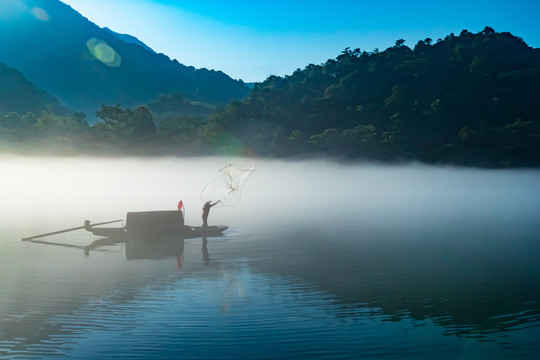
0, 0, 250, 118
205, 27, 539, 166
1, 28, 539, 167
0, 62, 68, 118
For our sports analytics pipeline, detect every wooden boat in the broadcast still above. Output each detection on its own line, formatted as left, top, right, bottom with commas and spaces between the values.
88, 225, 228, 239
85, 210, 228, 240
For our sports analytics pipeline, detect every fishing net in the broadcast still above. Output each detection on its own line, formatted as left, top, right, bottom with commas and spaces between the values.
200, 165, 255, 206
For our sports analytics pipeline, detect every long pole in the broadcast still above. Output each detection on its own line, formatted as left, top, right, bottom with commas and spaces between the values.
21, 219, 123, 241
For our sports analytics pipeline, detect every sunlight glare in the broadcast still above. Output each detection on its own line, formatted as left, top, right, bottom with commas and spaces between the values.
86, 38, 122, 67
31, 7, 49, 21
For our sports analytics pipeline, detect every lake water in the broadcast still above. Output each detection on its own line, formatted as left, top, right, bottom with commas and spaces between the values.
1, 156, 539, 359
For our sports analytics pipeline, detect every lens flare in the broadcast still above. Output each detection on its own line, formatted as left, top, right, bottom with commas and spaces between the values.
86, 38, 122, 67
31, 7, 49, 21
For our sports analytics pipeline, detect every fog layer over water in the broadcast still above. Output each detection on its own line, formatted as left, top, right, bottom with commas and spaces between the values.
2, 156, 539, 235
1, 156, 539, 359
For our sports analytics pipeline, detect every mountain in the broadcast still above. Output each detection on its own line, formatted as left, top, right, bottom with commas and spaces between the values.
0, 62, 67, 116
206, 28, 540, 166
0, 0, 250, 119
102, 27, 156, 54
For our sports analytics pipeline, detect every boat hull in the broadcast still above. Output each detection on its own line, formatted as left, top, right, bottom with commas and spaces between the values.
183, 225, 229, 239
88, 225, 228, 239
86, 211, 227, 240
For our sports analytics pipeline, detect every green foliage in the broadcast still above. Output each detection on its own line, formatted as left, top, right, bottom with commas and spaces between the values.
0, 112, 35, 130
94, 104, 156, 143
1, 28, 539, 166
146, 91, 215, 125
0, 111, 90, 154
0, 0, 250, 118
156, 115, 208, 154
200, 28, 540, 166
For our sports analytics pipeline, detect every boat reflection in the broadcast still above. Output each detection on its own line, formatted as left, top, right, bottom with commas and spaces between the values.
23, 228, 221, 267
83, 235, 217, 266
20, 228, 540, 343
125, 237, 185, 261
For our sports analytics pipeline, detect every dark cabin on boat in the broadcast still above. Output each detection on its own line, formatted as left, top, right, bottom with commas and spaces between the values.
126, 210, 184, 237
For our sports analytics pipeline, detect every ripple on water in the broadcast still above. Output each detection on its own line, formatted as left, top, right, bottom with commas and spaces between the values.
1, 261, 538, 360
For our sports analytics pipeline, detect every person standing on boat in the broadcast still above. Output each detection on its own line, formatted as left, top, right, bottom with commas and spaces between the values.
202, 200, 220, 228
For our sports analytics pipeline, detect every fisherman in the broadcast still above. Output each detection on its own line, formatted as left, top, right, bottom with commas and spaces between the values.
202, 200, 220, 228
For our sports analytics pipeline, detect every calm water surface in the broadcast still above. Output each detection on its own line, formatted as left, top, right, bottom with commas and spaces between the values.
1, 157, 539, 359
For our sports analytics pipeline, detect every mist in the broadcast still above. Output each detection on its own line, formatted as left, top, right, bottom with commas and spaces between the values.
1, 155, 540, 358
1, 156, 539, 241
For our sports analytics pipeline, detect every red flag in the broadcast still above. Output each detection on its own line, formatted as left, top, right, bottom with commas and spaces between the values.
177, 200, 183, 210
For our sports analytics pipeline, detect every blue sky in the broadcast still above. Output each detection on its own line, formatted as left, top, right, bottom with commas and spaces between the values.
60, 0, 540, 82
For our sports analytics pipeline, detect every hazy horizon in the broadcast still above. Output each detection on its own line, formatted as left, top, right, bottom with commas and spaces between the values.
2, 155, 540, 358
2, 155, 539, 241
58, 0, 540, 82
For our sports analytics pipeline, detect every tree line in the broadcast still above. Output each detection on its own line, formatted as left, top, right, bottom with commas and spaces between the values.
1, 27, 539, 166
204, 27, 540, 167
0, 105, 207, 156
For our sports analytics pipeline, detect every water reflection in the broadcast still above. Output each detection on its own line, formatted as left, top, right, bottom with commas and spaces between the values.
243, 228, 540, 342
0, 235, 217, 359
34, 233, 213, 265
125, 237, 185, 261
13, 221, 540, 344
202, 237, 210, 265
3, 228, 540, 358
1, 157, 539, 359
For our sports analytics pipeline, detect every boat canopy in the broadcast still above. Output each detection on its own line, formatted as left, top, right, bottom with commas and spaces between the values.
126, 210, 184, 237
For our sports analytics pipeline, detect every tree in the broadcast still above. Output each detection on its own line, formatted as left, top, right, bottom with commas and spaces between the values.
482, 26, 495, 35
130, 106, 157, 141
0, 112, 25, 129
94, 104, 156, 143
394, 39, 406, 47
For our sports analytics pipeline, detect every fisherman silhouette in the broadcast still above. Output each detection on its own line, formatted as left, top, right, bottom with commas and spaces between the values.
202, 200, 220, 228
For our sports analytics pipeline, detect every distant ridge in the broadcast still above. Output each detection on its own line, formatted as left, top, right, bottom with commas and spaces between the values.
0, 62, 67, 115
102, 27, 156, 54
0, 0, 250, 118
205, 28, 540, 166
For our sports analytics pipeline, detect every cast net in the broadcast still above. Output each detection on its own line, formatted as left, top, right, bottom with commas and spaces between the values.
200, 165, 255, 206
